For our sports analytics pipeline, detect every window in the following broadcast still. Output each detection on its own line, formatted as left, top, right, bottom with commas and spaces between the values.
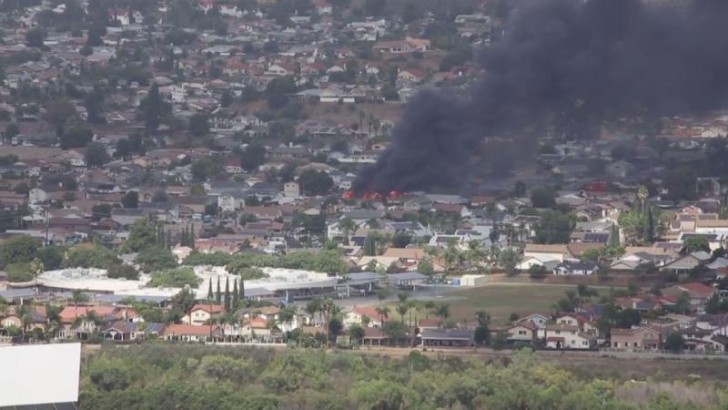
614, 342, 619, 348
556, 330, 561, 335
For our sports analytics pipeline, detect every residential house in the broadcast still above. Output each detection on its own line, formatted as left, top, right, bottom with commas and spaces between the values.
520, 244, 569, 270
381, 247, 426, 270
344, 306, 388, 328
517, 313, 551, 339
420, 328, 473, 347
224, 157, 243, 174
373, 37, 431, 54
506, 321, 537, 344
663, 282, 716, 313
182, 304, 225, 326
662, 253, 706, 274
103, 321, 154, 341
243, 206, 283, 221
58, 305, 117, 339
677, 326, 728, 352
163, 324, 223, 342
610, 326, 662, 350
544, 324, 596, 349
283, 182, 300, 197
553, 261, 599, 276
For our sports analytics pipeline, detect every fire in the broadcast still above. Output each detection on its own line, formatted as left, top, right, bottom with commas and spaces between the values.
342, 190, 405, 201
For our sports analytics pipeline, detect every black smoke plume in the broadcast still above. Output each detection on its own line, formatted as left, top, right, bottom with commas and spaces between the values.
353, 0, 728, 194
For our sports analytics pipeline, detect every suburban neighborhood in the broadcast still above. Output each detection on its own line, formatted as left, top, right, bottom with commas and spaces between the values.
1, 0, 728, 358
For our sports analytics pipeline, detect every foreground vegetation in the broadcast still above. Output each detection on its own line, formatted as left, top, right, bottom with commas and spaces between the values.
79, 345, 728, 409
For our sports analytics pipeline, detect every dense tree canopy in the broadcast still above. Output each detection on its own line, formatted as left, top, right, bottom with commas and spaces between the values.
0, 235, 41, 268
298, 170, 334, 196
78, 346, 724, 409
534, 210, 573, 244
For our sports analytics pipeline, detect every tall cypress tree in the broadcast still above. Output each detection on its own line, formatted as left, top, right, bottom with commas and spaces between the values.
609, 224, 620, 248
232, 279, 239, 309
224, 277, 230, 312
643, 206, 655, 243
207, 278, 213, 300
215, 278, 222, 304
190, 224, 196, 249
239, 277, 245, 306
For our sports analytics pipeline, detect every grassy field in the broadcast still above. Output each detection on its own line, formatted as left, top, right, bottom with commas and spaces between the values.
436, 284, 586, 326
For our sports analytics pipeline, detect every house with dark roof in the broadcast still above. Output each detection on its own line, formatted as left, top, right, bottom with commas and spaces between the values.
553, 261, 599, 276
420, 328, 474, 347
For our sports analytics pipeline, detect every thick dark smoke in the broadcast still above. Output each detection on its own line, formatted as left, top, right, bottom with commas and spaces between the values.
353, 0, 728, 194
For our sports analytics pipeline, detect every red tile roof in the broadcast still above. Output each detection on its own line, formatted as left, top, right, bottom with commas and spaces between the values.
677, 282, 715, 297
164, 324, 219, 337
190, 304, 225, 314
59, 306, 116, 323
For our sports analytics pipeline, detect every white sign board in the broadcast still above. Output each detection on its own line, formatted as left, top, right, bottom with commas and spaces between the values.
0, 343, 81, 407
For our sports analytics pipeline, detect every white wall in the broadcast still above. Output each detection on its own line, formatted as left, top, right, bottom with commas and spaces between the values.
0, 343, 81, 406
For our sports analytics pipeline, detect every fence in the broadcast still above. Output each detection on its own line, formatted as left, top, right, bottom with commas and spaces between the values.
599, 348, 728, 360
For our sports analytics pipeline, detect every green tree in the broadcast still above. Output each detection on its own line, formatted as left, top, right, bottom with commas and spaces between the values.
188, 113, 210, 137
417, 258, 434, 275
363, 236, 377, 257
0, 235, 40, 268
121, 191, 139, 208
37, 246, 63, 270
348, 324, 365, 345
327, 316, 343, 344
107, 264, 140, 280
528, 264, 548, 279
136, 246, 178, 272
123, 218, 159, 252
85, 142, 110, 168
25, 28, 47, 48
147, 267, 200, 288
498, 248, 521, 275
664, 332, 685, 353
683, 236, 710, 254
84, 87, 105, 123
534, 210, 574, 244
60, 123, 93, 149
297, 170, 334, 196
46, 98, 78, 128
138, 83, 170, 132
240, 143, 267, 171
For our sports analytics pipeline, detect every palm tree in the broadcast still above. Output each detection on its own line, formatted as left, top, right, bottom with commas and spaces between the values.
407, 300, 418, 326
348, 324, 365, 346
436, 303, 450, 321
424, 301, 436, 319
19, 306, 32, 340
46, 304, 62, 339
278, 305, 297, 332
71, 290, 89, 319
396, 303, 409, 324
29, 257, 44, 286
444, 241, 461, 272
339, 217, 355, 244
375, 306, 390, 324
306, 297, 323, 325
376, 288, 390, 304
397, 292, 409, 305
475, 310, 491, 326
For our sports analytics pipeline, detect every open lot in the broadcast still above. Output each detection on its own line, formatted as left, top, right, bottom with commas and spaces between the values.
441, 284, 576, 325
